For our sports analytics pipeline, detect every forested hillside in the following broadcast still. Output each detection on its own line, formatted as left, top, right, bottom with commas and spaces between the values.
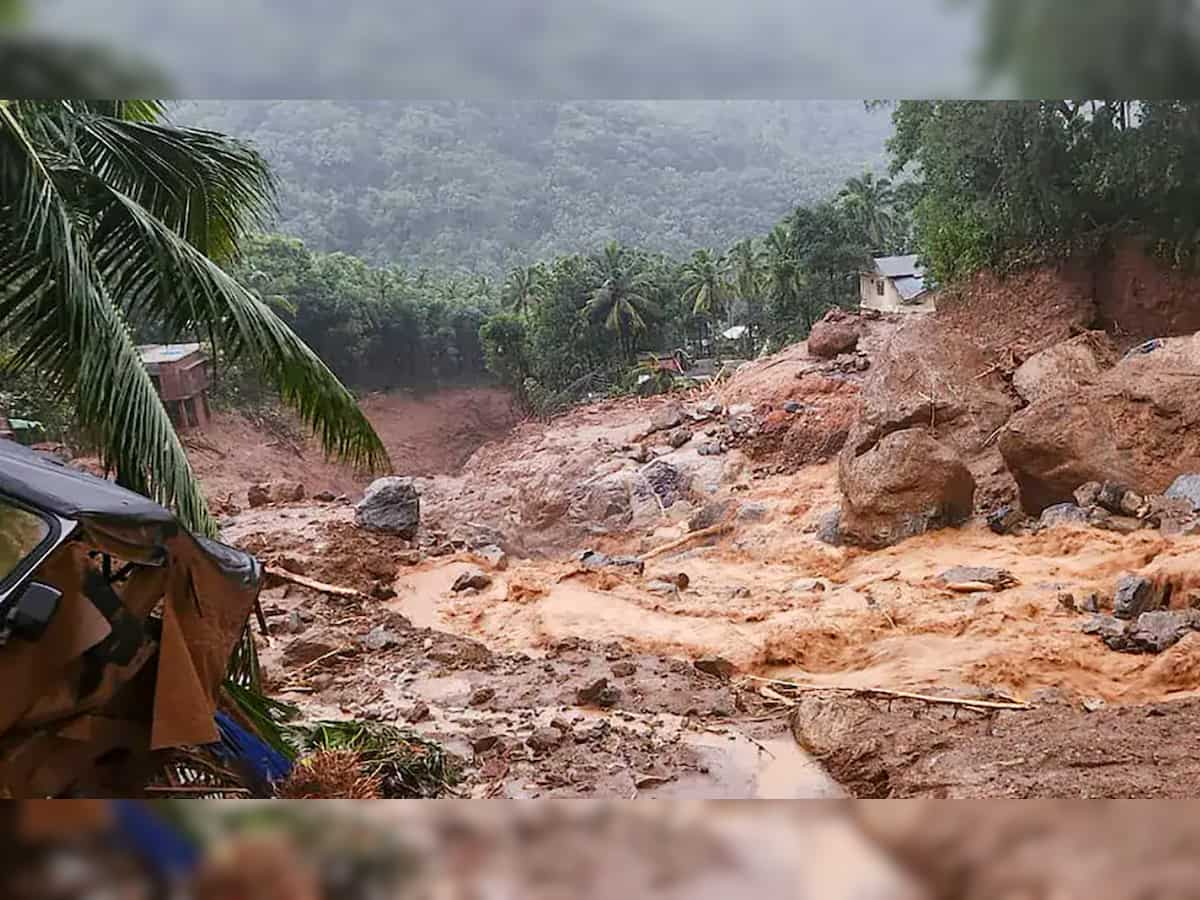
173, 101, 892, 273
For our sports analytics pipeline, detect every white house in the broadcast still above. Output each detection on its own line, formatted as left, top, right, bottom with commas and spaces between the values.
860, 254, 934, 314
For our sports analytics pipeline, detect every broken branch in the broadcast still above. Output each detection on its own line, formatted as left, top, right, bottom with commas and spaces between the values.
741, 674, 1032, 711
639, 523, 734, 562
265, 566, 365, 599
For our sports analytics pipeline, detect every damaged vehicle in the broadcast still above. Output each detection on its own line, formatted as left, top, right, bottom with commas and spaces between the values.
0, 438, 263, 798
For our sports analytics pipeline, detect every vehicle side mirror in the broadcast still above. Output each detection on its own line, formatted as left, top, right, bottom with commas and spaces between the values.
6, 581, 62, 641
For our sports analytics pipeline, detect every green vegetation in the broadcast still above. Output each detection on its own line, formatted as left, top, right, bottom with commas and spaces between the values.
888, 101, 1200, 284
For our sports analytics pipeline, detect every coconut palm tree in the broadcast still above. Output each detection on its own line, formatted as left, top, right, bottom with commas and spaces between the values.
0, 100, 388, 537
727, 237, 764, 349
501, 264, 541, 319
837, 171, 897, 253
762, 222, 811, 337
585, 242, 661, 361
679, 248, 730, 320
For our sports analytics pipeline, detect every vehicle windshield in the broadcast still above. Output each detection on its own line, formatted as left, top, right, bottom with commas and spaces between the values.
0, 498, 51, 585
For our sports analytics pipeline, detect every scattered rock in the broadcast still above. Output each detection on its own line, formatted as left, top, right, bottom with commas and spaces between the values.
1165, 473, 1200, 512
313, 490, 337, 503
1074, 481, 1103, 509
789, 578, 826, 594
728, 414, 756, 438
937, 566, 1017, 590
611, 660, 637, 678
474, 544, 510, 571
650, 404, 686, 432
405, 701, 431, 723
369, 581, 397, 601
452, 568, 493, 593
696, 440, 726, 457
278, 555, 307, 576
576, 678, 621, 708
1081, 614, 1128, 644
247, 484, 271, 508
642, 459, 688, 507
667, 428, 692, 449
694, 657, 735, 680
807, 309, 861, 359
1096, 481, 1129, 515
1114, 574, 1158, 620
361, 626, 401, 651
737, 501, 769, 522
695, 399, 724, 417
1012, 330, 1118, 405
727, 403, 754, 418
1057, 592, 1077, 612
1097, 515, 1144, 535
1126, 610, 1200, 654
986, 505, 1023, 535
355, 477, 421, 538
816, 508, 843, 546
689, 499, 735, 531
526, 726, 564, 753
580, 550, 645, 576
470, 729, 501, 754
468, 687, 496, 707
1082, 697, 1107, 713
284, 610, 305, 634
1082, 593, 1102, 613
1039, 503, 1091, 528
784, 401, 802, 414
645, 579, 678, 594
838, 429, 976, 548
397, 549, 423, 566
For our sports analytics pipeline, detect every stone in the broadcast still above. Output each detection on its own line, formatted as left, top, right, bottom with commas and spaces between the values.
807, 310, 860, 359
689, 499, 735, 532
1113, 574, 1157, 620
611, 660, 637, 677
645, 580, 677, 594
1165, 474, 1200, 512
1039, 503, 1091, 528
728, 415, 756, 437
737, 501, 769, 522
355, 477, 421, 538
308, 673, 334, 691
642, 459, 688, 507
314, 490, 337, 503
1096, 482, 1129, 514
1012, 331, 1118, 405
247, 484, 271, 508
694, 657, 736, 680
452, 568, 492, 593
697, 440, 726, 457
576, 678, 621, 708
937, 566, 1016, 590
790, 578, 826, 594
285, 610, 305, 634
271, 481, 305, 503
470, 729, 501, 754
1098, 515, 1144, 535
837, 429, 975, 549
1073, 481, 1103, 509
1126, 610, 1200, 654
784, 401, 802, 414
1119, 490, 1148, 518
278, 555, 306, 576
527, 726, 564, 753
361, 626, 401, 651
1057, 592, 1077, 612
1082, 593, 1102, 613
667, 428, 692, 449
468, 686, 496, 707
1081, 614, 1128, 643
580, 551, 645, 576
986, 505, 1023, 535
370, 581, 397, 601
405, 701, 431, 723
397, 549, 423, 566
727, 403, 754, 418
816, 508, 843, 546
474, 545, 510, 571
650, 404, 686, 432
696, 400, 724, 417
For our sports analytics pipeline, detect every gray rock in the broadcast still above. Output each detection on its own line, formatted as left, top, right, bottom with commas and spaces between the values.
452, 568, 493, 593
1126, 611, 1200, 654
1039, 503, 1090, 528
986, 506, 1023, 535
314, 490, 337, 503
355, 477, 421, 538
470, 729, 501, 754
689, 499, 735, 531
789, 578, 826, 594
667, 428, 692, 449
816, 508, 843, 546
650, 404, 686, 432
642, 459, 687, 507
1073, 481, 1103, 508
728, 415, 756, 437
580, 550, 645, 576
727, 403, 754, 418
362, 626, 402, 651
694, 657, 736, 680
645, 580, 678, 594
937, 566, 1016, 589
737, 501, 769, 522
696, 440, 726, 457
576, 678, 621, 708
611, 660, 637, 677
527, 726, 564, 752
1165, 474, 1200, 512
475, 544, 509, 571
468, 686, 496, 707
1081, 614, 1128, 643
784, 402, 802, 414
1113, 574, 1157, 620
1097, 482, 1130, 515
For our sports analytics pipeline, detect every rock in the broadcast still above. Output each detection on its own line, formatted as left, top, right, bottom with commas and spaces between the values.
247, 484, 271, 508
838, 429, 975, 549
1126, 610, 1200, 653
789, 578, 826, 594
1096, 481, 1129, 515
355, 477, 421, 538
272, 481, 305, 502
1073, 482, 1103, 509
370, 581, 397, 601
576, 678, 621, 708
474, 545, 509, 571
816, 508, 843, 546
1165, 474, 1200, 512
727, 403, 754, 418
468, 687, 496, 707
694, 657, 735, 680
1114, 574, 1157, 620
807, 309, 860, 359
278, 555, 306, 576
314, 490, 337, 503
470, 729, 501, 754
611, 660, 637, 677
284, 610, 305, 634
784, 402, 802, 414
689, 499, 735, 531
405, 701, 431, 723
397, 549, 423, 566
1000, 333, 1200, 511
527, 726, 564, 753
308, 673, 334, 691
737, 501, 769, 522
645, 580, 677, 594
1057, 592, 1077, 612
1119, 489, 1148, 518
695, 399, 724, 417
728, 415, 756, 437
986, 505, 1023, 535
937, 566, 1016, 590
696, 440, 726, 457
1012, 331, 1118, 405
361, 626, 401, 651
1082, 614, 1127, 643
641, 459, 688, 507
452, 568, 493, 593
1039, 503, 1091, 528
1082, 593, 1102, 613
1098, 515, 1145, 535
580, 551, 645, 576
650, 404, 686, 432
667, 428, 692, 449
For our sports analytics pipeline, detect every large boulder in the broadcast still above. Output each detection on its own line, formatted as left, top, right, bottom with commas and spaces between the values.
1012, 331, 1118, 404
838, 429, 976, 548
1000, 333, 1200, 512
355, 477, 421, 538
807, 309, 861, 359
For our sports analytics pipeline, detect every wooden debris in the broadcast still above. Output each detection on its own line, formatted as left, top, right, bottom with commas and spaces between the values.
742, 674, 1032, 712
640, 523, 734, 562
265, 566, 364, 599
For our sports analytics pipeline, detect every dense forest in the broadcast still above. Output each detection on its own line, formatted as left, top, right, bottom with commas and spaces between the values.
173, 101, 892, 274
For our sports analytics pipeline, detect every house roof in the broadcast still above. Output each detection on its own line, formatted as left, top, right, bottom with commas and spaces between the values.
137, 343, 204, 369
893, 275, 928, 301
873, 254, 924, 279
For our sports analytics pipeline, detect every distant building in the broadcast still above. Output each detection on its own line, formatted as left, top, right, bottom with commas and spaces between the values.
138, 343, 213, 430
860, 254, 934, 314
